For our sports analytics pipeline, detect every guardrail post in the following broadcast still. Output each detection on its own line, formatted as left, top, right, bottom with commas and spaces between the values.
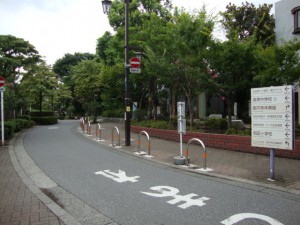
185, 138, 207, 170
137, 131, 151, 156
111, 126, 121, 148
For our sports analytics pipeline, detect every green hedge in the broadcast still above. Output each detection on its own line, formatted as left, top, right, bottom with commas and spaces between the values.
31, 116, 57, 125
30, 111, 54, 117
3, 119, 34, 140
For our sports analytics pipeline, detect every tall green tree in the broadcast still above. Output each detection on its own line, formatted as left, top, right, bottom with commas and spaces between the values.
208, 37, 258, 127
20, 63, 57, 112
0, 35, 41, 84
71, 59, 102, 119
221, 2, 275, 47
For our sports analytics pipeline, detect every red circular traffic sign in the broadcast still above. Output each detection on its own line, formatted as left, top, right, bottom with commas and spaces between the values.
0, 76, 5, 87
130, 57, 141, 68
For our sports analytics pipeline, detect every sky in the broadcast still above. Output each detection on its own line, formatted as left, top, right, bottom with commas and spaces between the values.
0, 0, 279, 65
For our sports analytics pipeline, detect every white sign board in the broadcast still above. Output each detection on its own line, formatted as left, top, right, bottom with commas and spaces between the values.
177, 102, 185, 118
130, 68, 141, 73
251, 85, 294, 150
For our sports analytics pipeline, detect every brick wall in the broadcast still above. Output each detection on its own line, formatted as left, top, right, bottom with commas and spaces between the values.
131, 126, 300, 159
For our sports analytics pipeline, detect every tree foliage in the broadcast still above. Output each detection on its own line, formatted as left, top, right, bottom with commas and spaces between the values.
0, 35, 41, 84
221, 2, 275, 47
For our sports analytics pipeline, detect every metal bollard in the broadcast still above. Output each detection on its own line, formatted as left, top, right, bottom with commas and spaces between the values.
137, 131, 151, 156
185, 138, 207, 170
111, 126, 121, 147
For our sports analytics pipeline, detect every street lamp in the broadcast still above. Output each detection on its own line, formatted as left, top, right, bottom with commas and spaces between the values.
102, 0, 131, 146
101, 0, 112, 14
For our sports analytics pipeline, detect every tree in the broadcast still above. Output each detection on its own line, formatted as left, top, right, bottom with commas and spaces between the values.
166, 8, 215, 126
71, 59, 102, 120
20, 63, 57, 112
221, 2, 275, 47
52, 52, 95, 81
0, 35, 41, 84
254, 40, 300, 86
207, 37, 258, 127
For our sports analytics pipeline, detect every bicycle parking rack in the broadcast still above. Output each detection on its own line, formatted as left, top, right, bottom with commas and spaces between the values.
185, 138, 211, 171
111, 126, 121, 148
96, 123, 105, 141
136, 131, 152, 157
80, 117, 84, 132
86, 121, 92, 136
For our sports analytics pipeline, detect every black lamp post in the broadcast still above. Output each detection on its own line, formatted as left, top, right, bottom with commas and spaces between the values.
102, 0, 131, 146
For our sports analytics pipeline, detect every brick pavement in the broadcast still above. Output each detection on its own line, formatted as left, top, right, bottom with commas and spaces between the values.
0, 147, 66, 225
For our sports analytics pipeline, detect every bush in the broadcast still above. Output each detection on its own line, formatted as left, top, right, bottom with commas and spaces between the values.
102, 109, 123, 118
31, 116, 57, 125
133, 109, 146, 121
17, 115, 31, 120
205, 118, 228, 131
2, 119, 34, 140
226, 127, 251, 136
30, 111, 54, 117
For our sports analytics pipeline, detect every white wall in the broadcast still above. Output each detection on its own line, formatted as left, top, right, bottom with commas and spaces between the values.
275, 0, 300, 43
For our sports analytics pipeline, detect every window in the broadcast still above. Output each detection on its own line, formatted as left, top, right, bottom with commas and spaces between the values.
292, 6, 300, 34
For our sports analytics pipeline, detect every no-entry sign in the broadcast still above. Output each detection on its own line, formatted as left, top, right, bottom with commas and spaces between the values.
130, 57, 141, 68
0, 76, 5, 87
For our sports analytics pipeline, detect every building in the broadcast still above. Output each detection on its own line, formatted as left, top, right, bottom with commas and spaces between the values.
275, 0, 300, 43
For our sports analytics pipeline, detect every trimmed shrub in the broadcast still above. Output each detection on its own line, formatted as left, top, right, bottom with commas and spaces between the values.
2, 119, 34, 140
31, 116, 57, 125
30, 111, 54, 117
17, 115, 31, 120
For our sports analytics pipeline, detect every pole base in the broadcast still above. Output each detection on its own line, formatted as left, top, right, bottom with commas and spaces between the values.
174, 156, 186, 165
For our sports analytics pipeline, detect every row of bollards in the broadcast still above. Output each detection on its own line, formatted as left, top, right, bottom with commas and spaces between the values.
79, 118, 210, 170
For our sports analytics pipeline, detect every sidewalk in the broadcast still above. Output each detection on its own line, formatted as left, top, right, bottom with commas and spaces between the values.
0, 146, 66, 225
84, 122, 300, 191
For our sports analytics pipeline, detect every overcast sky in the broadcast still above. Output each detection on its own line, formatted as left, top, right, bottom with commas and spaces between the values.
0, 0, 278, 65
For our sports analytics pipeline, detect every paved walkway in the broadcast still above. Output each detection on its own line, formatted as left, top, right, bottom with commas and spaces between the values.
2, 121, 300, 225
0, 146, 66, 225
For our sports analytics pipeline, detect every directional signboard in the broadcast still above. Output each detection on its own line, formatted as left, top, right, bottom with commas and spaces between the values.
251, 85, 294, 150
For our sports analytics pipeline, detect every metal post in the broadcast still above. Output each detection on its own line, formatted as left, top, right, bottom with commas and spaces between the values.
270, 148, 275, 180
1, 91, 4, 146
124, 0, 131, 146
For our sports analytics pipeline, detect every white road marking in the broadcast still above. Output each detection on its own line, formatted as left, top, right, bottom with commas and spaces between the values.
141, 186, 209, 209
95, 170, 140, 183
220, 213, 285, 225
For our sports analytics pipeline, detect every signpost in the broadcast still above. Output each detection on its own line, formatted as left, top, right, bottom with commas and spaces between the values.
251, 85, 294, 180
0, 76, 5, 146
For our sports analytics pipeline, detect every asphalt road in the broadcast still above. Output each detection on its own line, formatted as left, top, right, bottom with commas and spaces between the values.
23, 120, 300, 225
